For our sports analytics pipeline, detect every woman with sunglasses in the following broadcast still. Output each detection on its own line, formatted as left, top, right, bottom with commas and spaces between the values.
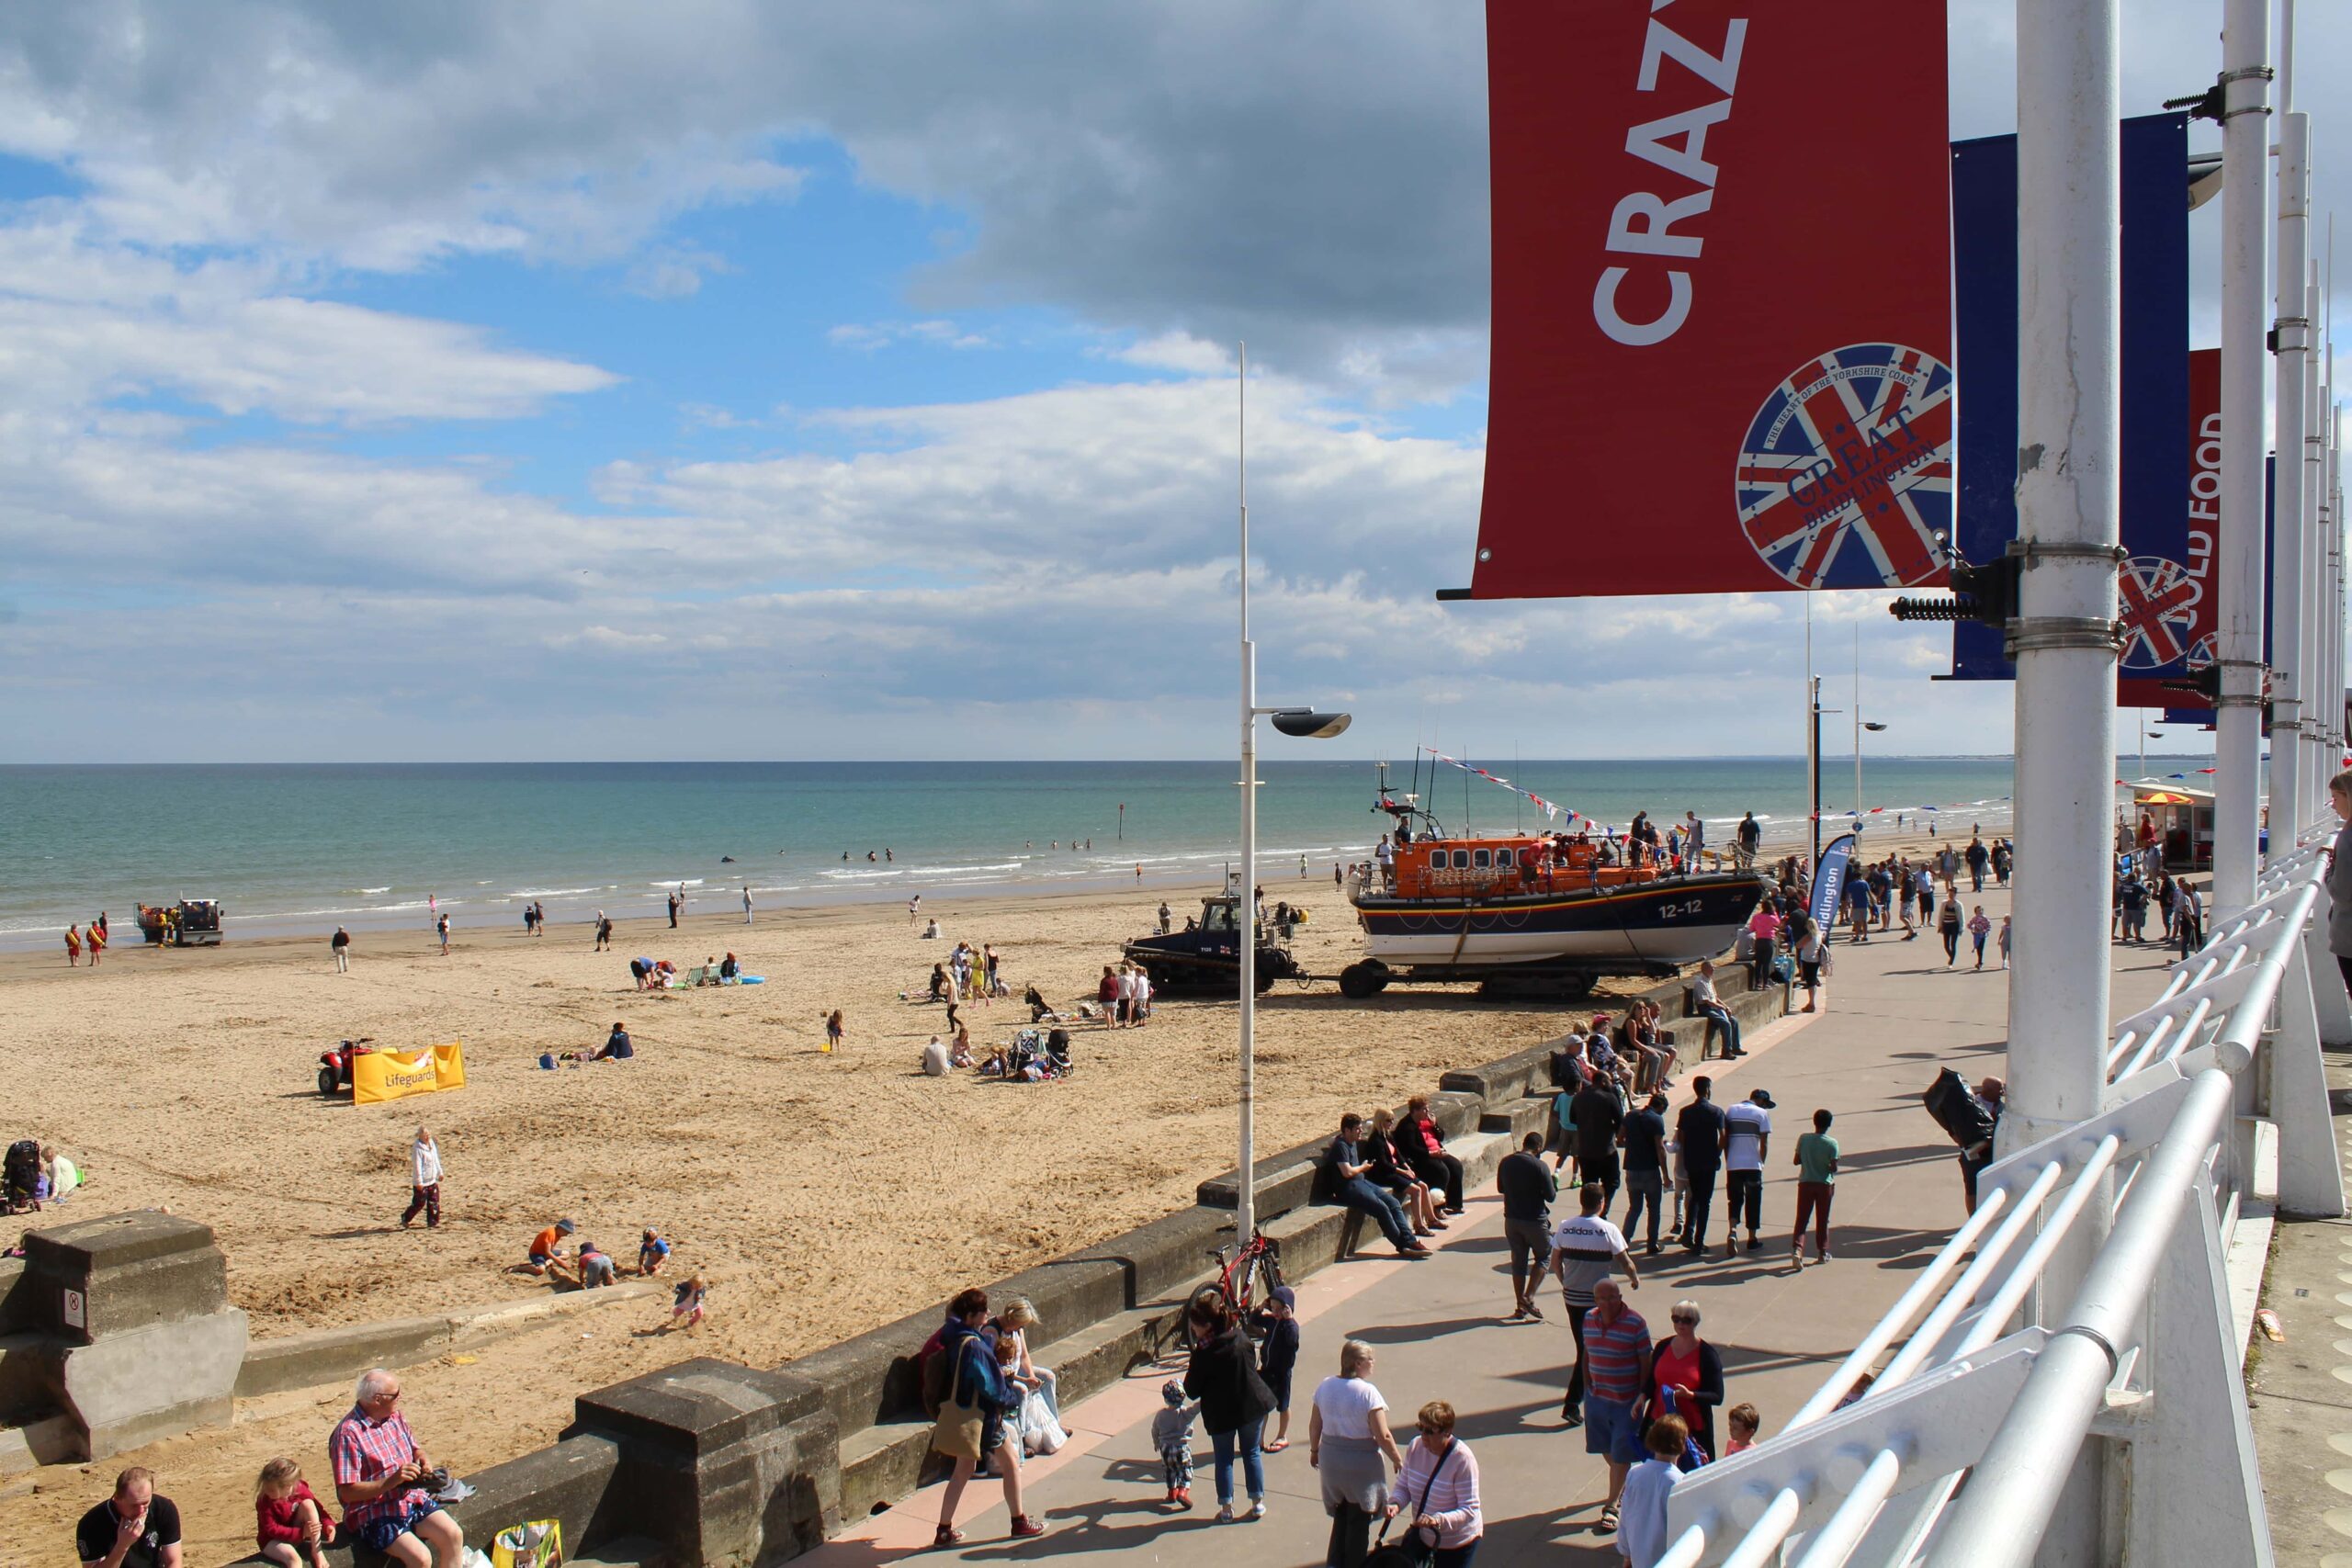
1382, 1399, 1482, 1565
1649, 1299, 1727, 1461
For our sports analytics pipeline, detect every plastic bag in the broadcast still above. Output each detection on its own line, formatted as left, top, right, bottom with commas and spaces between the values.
492, 1518, 564, 1568
1018, 1386, 1068, 1456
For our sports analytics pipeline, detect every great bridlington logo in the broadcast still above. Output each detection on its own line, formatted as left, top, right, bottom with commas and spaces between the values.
2114, 555, 2200, 672
1736, 344, 1955, 589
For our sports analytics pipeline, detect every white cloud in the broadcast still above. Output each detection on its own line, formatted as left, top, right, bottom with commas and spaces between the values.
828, 319, 994, 353
0, 221, 616, 424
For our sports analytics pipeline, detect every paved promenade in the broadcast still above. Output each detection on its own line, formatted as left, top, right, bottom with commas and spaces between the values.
810, 882, 2187, 1564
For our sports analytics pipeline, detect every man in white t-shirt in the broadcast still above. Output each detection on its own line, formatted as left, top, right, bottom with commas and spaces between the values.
1547, 1182, 1639, 1422
1721, 1089, 1774, 1256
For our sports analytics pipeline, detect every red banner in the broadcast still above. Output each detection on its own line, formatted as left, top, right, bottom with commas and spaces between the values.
1471, 0, 1952, 598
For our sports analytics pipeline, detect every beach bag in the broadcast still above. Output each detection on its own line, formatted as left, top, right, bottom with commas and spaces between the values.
930, 1341, 985, 1461
1363, 1439, 1455, 1568
1655, 1388, 1712, 1472
490, 1517, 563, 1568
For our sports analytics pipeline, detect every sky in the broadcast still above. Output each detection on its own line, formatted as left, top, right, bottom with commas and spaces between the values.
0, 0, 2340, 763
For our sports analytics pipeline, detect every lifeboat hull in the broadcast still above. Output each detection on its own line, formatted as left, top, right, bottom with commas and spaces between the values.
1351, 871, 1767, 976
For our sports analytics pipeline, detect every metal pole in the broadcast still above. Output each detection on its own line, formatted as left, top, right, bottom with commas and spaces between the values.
1237, 342, 1259, 1246
1805, 594, 1817, 879
2212, 0, 2273, 911
2005, 0, 2123, 1550
2304, 264, 2326, 826
2272, 110, 2309, 850
1809, 675, 1823, 876
1853, 626, 1863, 822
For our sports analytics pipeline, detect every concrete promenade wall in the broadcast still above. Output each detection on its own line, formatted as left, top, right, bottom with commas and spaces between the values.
204, 961, 1788, 1566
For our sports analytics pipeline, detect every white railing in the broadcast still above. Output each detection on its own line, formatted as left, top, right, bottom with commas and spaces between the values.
1657, 833, 2346, 1568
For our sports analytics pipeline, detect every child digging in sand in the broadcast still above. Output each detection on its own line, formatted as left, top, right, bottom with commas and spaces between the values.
254, 1456, 335, 1568
661, 1272, 708, 1333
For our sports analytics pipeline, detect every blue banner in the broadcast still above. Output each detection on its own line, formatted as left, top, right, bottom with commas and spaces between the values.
1948, 114, 2191, 695
1810, 832, 1859, 934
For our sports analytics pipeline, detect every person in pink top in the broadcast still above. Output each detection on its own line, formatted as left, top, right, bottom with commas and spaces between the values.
1745, 906, 1784, 992
1383, 1400, 1482, 1565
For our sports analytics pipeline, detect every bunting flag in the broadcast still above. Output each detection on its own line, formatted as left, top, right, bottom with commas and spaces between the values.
1423, 750, 1567, 822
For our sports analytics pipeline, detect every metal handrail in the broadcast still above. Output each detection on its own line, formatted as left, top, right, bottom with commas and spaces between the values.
1656, 840, 2331, 1567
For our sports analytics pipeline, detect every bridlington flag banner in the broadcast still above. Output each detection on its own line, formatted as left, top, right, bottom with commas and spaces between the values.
1470, 0, 1952, 599
1946, 115, 2192, 706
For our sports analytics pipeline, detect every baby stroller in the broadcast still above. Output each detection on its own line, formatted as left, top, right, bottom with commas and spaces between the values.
4, 1140, 41, 1213
1002, 1029, 1073, 1082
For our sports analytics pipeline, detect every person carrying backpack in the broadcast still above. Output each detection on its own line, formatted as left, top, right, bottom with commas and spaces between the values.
926, 1288, 1043, 1547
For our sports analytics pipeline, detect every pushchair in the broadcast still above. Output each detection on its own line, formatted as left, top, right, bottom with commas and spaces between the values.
4, 1140, 42, 1213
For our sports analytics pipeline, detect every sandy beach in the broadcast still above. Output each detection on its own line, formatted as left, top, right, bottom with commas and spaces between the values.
0, 825, 2024, 1562
0, 875, 1633, 1562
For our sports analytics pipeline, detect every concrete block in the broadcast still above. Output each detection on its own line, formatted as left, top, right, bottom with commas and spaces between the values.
450, 1431, 625, 1558
1195, 1135, 1329, 1219
0, 1412, 77, 1473
973, 1257, 1126, 1357
1263, 1204, 1352, 1277
1065, 1203, 1235, 1307
0, 1329, 63, 1423
0, 1257, 29, 1335
1479, 1097, 1550, 1145
571, 1358, 841, 1566
788, 1307, 942, 1437
1447, 1034, 1580, 1108
838, 1420, 938, 1524
58, 1307, 248, 1459
234, 1315, 451, 1400
21, 1210, 228, 1341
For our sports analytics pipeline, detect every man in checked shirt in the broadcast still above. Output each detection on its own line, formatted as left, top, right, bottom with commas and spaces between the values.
330, 1369, 462, 1567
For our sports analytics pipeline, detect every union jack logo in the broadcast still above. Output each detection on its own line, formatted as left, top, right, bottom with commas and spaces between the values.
1736, 343, 1955, 589
2115, 554, 2199, 671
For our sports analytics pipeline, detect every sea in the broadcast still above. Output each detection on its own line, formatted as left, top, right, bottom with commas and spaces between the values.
0, 756, 2205, 948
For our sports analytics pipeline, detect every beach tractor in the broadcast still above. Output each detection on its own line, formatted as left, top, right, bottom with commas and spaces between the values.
137, 899, 223, 947
1123, 888, 1308, 996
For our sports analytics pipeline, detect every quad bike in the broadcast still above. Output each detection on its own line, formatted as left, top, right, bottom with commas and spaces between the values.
317, 1038, 376, 1099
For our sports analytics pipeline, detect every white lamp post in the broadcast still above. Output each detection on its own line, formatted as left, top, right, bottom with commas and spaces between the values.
1235, 342, 1351, 1246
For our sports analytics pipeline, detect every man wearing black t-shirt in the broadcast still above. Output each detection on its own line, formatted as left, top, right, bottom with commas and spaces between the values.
1497, 1132, 1559, 1320
1676, 1077, 1729, 1254
76, 1468, 182, 1568
1569, 1077, 1626, 1213
1621, 1091, 1671, 1255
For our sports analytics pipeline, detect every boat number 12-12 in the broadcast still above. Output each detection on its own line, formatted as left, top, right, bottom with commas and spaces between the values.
1657, 898, 1706, 920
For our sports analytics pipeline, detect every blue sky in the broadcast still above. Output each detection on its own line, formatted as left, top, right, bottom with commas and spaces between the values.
0, 0, 2332, 761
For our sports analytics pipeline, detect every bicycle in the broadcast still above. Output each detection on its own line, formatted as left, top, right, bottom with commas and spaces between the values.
1140, 1228, 1285, 1368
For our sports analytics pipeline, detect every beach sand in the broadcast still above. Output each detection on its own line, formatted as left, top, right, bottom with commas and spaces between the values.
0, 875, 1613, 1562
0, 831, 2019, 1561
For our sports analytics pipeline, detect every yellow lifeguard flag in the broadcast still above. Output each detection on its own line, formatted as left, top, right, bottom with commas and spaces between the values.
354, 1047, 441, 1105
353, 1041, 467, 1104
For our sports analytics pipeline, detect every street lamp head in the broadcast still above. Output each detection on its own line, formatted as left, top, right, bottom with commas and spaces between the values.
1270, 709, 1352, 739
1862, 722, 1890, 732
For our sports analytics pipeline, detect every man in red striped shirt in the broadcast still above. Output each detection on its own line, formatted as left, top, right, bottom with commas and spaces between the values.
1579, 1280, 1652, 1535
330, 1369, 461, 1567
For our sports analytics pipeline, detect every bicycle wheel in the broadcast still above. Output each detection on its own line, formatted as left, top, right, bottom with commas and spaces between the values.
1255, 1242, 1286, 1297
